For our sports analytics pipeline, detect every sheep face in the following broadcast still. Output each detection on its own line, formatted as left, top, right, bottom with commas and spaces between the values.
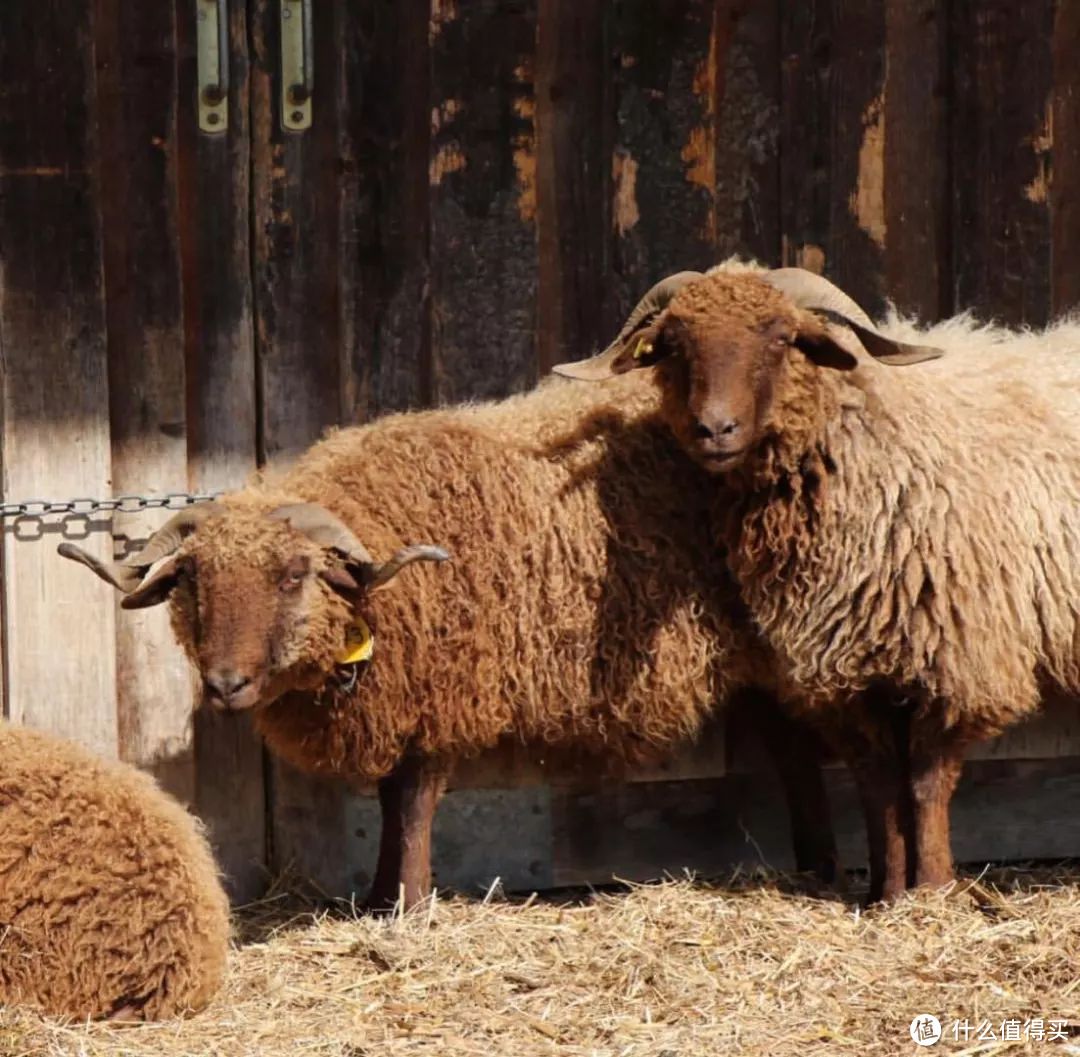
583, 274, 859, 473
58, 501, 449, 712
165, 516, 358, 712
555, 268, 943, 473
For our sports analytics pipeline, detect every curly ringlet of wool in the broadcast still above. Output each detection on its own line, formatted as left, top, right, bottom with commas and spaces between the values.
674, 259, 1080, 739
0, 723, 229, 1019
173, 373, 765, 780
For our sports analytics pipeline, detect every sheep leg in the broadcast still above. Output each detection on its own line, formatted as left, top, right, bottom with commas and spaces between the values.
848, 757, 911, 903
838, 700, 914, 903
738, 689, 839, 883
367, 755, 448, 912
908, 727, 970, 889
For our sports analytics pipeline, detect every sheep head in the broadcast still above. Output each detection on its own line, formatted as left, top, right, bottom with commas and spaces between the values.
554, 268, 943, 472
59, 502, 450, 712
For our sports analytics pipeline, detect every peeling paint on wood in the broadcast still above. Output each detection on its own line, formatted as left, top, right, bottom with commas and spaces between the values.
850, 94, 886, 247
714, 4, 780, 263
612, 148, 640, 235
429, 0, 458, 40
429, 141, 466, 185
512, 69, 538, 224
1025, 99, 1053, 204
789, 241, 825, 274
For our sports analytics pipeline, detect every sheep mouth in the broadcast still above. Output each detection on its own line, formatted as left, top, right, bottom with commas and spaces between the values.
204, 680, 265, 714
696, 447, 747, 470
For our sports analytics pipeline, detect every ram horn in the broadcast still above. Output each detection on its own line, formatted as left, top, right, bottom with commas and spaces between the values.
268, 503, 450, 589
57, 501, 224, 593
763, 268, 944, 366
552, 270, 705, 380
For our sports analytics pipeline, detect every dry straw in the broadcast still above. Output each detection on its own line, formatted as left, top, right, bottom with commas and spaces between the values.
4, 867, 1080, 1056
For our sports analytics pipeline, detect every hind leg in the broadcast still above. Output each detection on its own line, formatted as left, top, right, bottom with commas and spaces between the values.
738, 688, 840, 883
367, 755, 449, 912
909, 722, 972, 889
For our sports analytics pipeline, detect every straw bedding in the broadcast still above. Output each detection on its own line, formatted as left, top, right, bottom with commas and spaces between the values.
4, 869, 1079, 1056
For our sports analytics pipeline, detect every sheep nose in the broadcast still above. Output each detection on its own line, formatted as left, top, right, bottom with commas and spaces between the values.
205, 669, 251, 704
692, 416, 739, 440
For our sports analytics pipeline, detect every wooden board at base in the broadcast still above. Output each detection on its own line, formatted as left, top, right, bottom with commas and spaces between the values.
286, 755, 1080, 899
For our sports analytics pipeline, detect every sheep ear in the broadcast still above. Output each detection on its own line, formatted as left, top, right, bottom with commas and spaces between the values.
793, 314, 860, 372
120, 556, 185, 609
320, 563, 361, 597
553, 314, 671, 380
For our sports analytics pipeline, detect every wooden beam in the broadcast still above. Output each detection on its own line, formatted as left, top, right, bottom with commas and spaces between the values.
428, 0, 540, 404
951, 0, 1054, 325
0, 0, 117, 757
177, 0, 267, 901
883, 0, 951, 321
94, 0, 196, 802
1051, 0, 1080, 316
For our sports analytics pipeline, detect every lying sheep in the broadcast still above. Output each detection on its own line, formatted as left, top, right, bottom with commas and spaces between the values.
0, 722, 229, 1019
60, 372, 837, 909
555, 260, 1080, 902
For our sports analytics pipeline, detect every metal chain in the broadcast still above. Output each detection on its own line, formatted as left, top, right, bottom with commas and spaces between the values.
0, 492, 222, 519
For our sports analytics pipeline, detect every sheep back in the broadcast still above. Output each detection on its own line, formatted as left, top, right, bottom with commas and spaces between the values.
0, 723, 229, 1020
252, 374, 760, 779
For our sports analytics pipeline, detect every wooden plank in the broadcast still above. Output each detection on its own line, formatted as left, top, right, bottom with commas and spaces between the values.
344, 0, 433, 417
717, 1, 781, 266
827, 1, 886, 315
883, 0, 950, 321
301, 755, 1080, 898
535, 0, 610, 371
176, 0, 266, 901
779, 0, 831, 280
428, 0, 540, 404
0, 0, 118, 757
951, 0, 1055, 325
781, 0, 889, 314
94, 0, 195, 802
609, 0, 726, 316
1051, 0, 1080, 315
250, 0, 342, 462
968, 693, 1080, 761
249, 0, 349, 888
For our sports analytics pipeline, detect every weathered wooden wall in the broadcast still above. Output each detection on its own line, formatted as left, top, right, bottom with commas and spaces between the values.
2, 0, 1080, 901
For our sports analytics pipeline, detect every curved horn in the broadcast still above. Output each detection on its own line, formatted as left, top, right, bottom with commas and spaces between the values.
118, 502, 225, 569
57, 501, 224, 593
268, 503, 375, 565
763, 268, 944, 365
552, 270, 704, 380
268, 504, 450, 589
366, 545, 451, 591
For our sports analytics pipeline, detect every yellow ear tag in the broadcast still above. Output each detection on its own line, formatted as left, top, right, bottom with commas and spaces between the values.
633, 336, 653, 360
336, 616, 374, 666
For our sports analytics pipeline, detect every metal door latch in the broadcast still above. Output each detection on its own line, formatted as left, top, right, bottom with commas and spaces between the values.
280, 0, 313, 132
196, 0, 229, 134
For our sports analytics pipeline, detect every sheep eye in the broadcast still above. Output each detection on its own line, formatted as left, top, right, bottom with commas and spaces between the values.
279, 558, 310, 593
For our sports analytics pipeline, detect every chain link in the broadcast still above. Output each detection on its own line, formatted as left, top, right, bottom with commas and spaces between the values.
0, 492, 222, 520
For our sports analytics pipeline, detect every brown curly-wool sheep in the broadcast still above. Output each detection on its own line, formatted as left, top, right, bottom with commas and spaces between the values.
556, 259, 1080, 903
60, 372, 836, 909
0, 722, 229, 1019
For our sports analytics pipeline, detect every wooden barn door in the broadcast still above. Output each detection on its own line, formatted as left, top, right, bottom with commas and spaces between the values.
252, 0, 783, 893
0, 0, 266, 898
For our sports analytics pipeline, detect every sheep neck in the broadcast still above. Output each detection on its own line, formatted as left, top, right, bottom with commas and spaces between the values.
720, 350, 863, 598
